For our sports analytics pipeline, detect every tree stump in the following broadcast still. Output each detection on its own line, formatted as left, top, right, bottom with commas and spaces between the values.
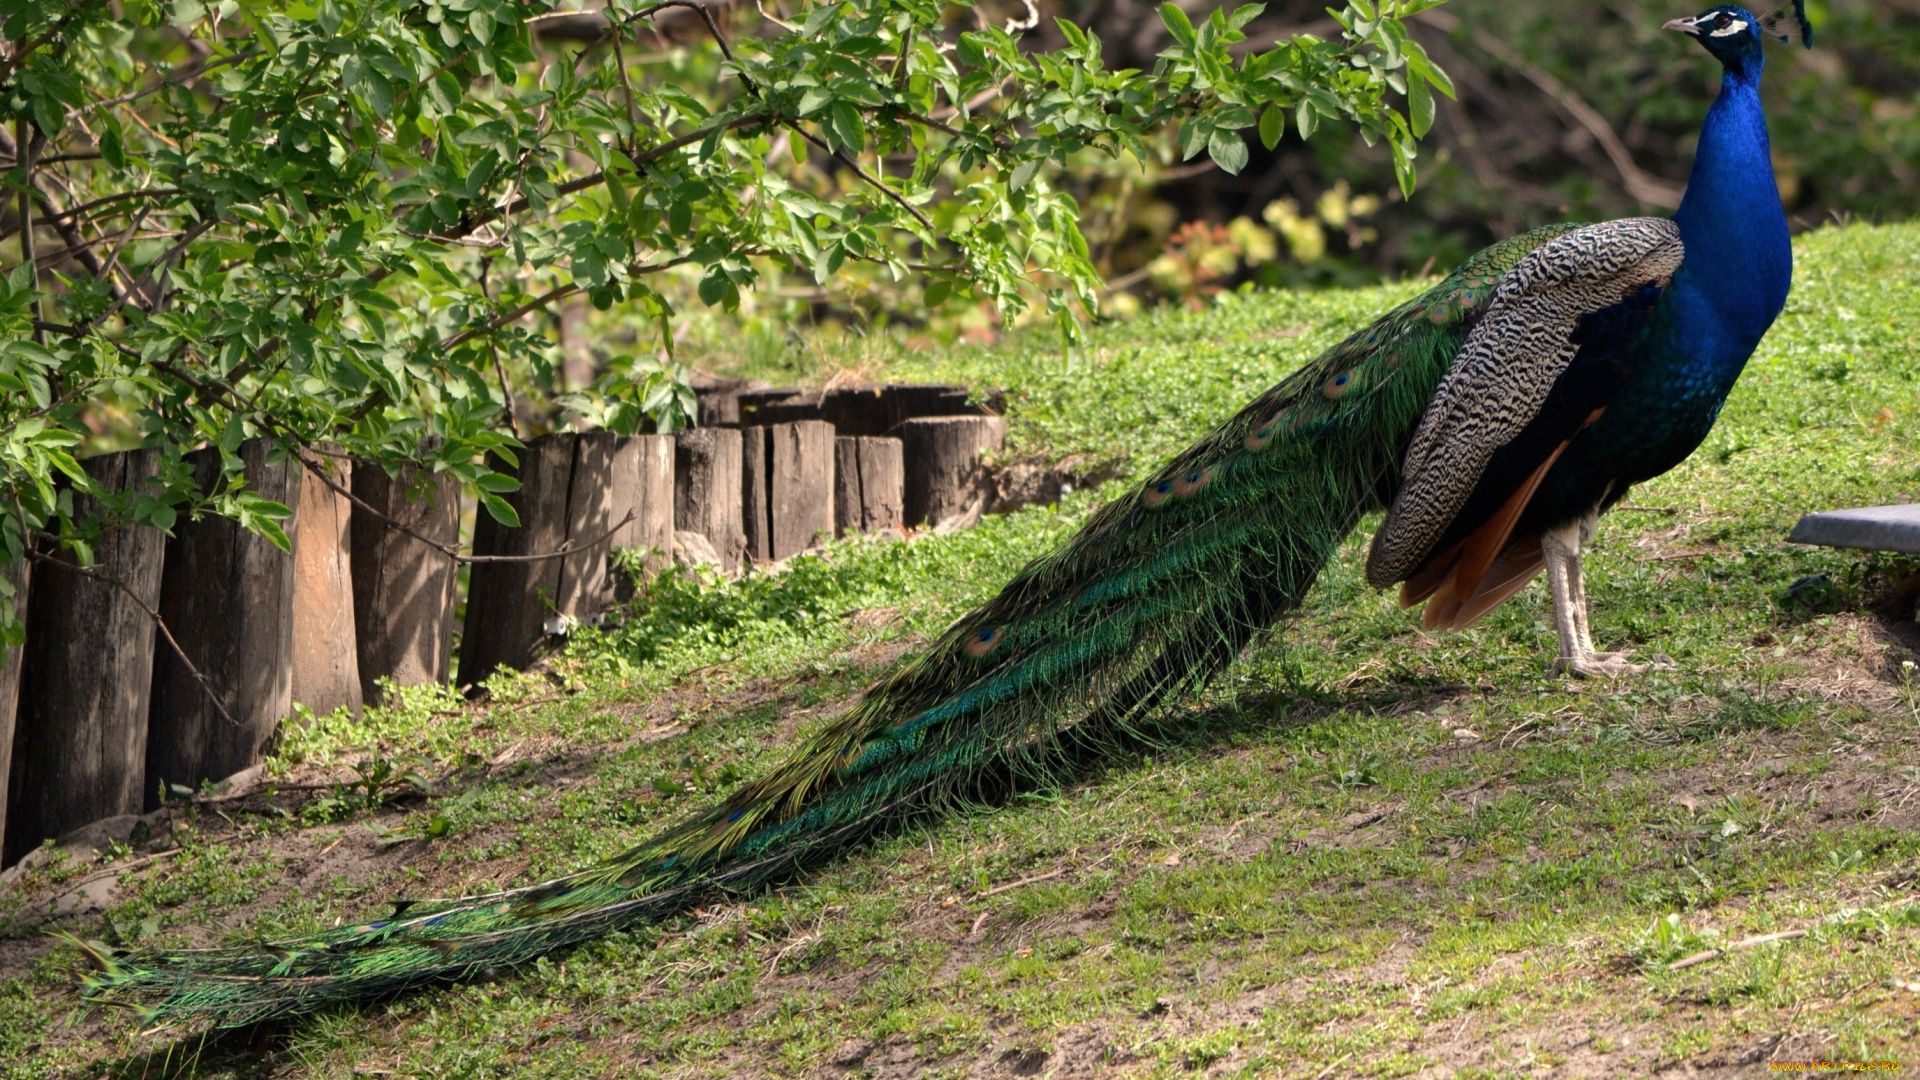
290, 452, 361, 719
821, 383, 1004, 436
610, 433, 675, 591
553, 431, 618, 627
692, 375, 764, 427
351, 448, 460, 705
146, 439, 301, 807
834, 436, 905, 537
5, 450, 167, 866
768, 420, 836, 558
755, 394, 824, 426
742, 425, 772, 564
0, 559, 29, 860
673, 428, 746, 573
899, 416, 1008, 530
736, 387, 802, 426
459, 434, 577, 687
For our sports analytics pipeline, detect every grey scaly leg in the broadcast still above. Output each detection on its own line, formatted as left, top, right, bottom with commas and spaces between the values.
1543, 516, 1643, 678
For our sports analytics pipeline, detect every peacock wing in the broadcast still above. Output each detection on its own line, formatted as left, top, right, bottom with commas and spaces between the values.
1364, 217, 1684, 590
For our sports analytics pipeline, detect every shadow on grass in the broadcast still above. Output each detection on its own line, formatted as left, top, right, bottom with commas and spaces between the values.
67, 669, 1486, 1077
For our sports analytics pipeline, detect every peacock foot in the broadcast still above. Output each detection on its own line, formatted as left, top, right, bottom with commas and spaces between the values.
1552, 651, 1644, 678
1550, 651, 1675, 678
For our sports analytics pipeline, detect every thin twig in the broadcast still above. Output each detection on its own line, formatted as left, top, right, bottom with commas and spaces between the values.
72, 48, 260, 119
786, 123, 934, 231
16, 119, 43, 344
53, 849, 183, 895
1415, 10, 1681, 209
91, 216, 216, 326
972, 853, 1113, 899
26, 548, 237, 730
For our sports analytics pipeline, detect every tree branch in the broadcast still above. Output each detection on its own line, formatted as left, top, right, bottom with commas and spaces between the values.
786, 122, 935, 232
1415, 10, 1682, 210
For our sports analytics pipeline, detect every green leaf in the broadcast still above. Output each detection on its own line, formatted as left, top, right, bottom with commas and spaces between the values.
100, 125, 125, 170
1009, 158, 1042, 191
480, 491, 520, 528
1296, 100, 1318, 140
1408, 77, 1434, 138
1207, 129, 1249, 175
829, 101, 865, 153
798, 88, 833, 117
1180, 120, 1210, 161
1258, 103, 1284, 150
1159, 3, 1196, 46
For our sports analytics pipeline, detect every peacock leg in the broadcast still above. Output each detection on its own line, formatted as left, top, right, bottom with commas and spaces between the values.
1543, 518, 1643, 678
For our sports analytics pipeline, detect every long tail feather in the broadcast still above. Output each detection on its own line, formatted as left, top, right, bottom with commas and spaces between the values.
81, 225, 1581, 1028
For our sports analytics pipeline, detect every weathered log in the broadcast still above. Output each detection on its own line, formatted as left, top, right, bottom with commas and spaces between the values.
5, 450, 167, 866
768, 420, 837, 558
611, 433, 675, 579
0, 559, 28, 861
741, 425, 772, 564
146, 439, 301, 808
290, 452, 361, 719
351, 448, 460, 704
553, 431, 618, 627
673, 427, 746, 573
736, 387, 802, 426
755, 394, 825, 426
834, 436, 906, 537
821, 383, 1005, 437
691, 374, 765, 427
459, 434, 576, 687
898, 416, 1008, 530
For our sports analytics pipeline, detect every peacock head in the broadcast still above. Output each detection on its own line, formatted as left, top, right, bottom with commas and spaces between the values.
1665, 3, 1812, 75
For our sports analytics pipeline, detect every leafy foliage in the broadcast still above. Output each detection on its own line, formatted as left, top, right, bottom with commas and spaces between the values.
0, 0, 1449, 637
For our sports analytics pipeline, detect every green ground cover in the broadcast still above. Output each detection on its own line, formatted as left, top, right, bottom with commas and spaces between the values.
3, 220, 1919, 1078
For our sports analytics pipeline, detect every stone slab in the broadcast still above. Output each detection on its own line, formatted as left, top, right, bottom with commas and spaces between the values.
1787, 504, 1920, 553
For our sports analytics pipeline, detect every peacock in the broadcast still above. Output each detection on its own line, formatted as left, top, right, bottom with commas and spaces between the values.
79, 3, 1811, 1027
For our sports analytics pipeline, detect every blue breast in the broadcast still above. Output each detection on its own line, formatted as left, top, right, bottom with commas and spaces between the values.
1558, 52, 1790, 489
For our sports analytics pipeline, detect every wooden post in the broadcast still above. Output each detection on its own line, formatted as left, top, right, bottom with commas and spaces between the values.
821, 383, 1004, 436
834, 436, 905, 537
553, 430, 618, 627
741, 425, 772, 564
291, 452, 361, 719
610, 434, 675, 585
756, 393, 824, 426
673, 428, 746, 573
736, 387, 802, 426
5, 450, 167, 866
351, 449, 460, 705
146, 439, 302, 805
769, 420, 836, 558
898, 416, 1008, 531
0, 559, 28, 861
459, 434, 576, 687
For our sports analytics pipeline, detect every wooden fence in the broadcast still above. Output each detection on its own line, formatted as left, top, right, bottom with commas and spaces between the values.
0, 382, 1005, 866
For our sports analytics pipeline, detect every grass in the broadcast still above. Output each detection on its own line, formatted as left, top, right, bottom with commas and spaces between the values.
5, 220, 1920, 1077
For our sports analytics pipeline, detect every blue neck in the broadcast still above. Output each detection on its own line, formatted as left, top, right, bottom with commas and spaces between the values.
1667, 59, 1791, 373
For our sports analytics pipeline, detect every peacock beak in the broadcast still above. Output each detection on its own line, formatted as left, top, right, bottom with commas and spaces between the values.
1663, 16, 1703, 34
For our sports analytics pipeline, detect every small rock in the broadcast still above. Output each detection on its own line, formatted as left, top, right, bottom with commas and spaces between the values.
671, 530, 722, 568
54, 815, 143, 856
830, 1038, 874, 1067
51, 874, 119, 916
1452, 728, 1481, 741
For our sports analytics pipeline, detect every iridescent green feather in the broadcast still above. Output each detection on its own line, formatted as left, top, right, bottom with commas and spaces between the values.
80, 223, 1584, 1029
